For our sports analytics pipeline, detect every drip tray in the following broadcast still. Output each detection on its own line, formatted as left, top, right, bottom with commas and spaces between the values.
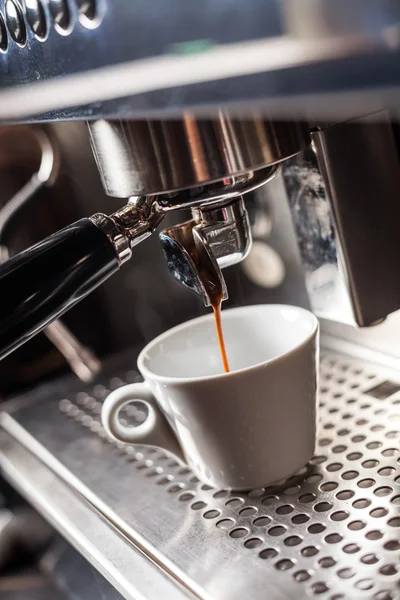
1, 351, 400, 600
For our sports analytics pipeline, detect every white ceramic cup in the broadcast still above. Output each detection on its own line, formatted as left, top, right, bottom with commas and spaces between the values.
102, 304, 319, 490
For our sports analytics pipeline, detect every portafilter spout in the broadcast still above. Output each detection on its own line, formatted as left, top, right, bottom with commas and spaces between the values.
159, 166, 280, 306
160, 219, 228, 309
160, 196, 250, 307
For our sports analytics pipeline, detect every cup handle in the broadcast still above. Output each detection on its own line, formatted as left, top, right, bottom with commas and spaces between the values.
101, 383, 183, 459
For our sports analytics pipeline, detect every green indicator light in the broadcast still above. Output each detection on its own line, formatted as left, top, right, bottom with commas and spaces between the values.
168, 39, 215, 55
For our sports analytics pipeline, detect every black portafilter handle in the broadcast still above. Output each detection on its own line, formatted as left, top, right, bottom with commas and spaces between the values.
0, 217, 129, 361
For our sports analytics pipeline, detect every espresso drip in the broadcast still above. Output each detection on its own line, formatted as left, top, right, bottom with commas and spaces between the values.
195, 248, 230, 373
213, 301, 230, 373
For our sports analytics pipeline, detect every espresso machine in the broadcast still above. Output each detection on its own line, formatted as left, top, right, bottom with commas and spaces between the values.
2, 1, 400, 598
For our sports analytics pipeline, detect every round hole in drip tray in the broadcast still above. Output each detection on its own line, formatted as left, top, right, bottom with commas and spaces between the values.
117, 400, 149, 427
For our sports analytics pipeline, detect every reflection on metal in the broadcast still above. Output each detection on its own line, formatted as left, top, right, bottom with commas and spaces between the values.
285, 113, 400, 326
154, 164, 280, 212
161, 197, 251, 306
2, 350, 400, 599
283, 147, 354, 324
0, 0, 400, 121
91, 165, 279, 306
88, 118, 308, 197
191, 198, 253, 269
0, 127, 57, 244
0, 432, 188, 600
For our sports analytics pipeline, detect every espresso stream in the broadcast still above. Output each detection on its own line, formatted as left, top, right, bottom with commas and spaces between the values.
213, 301, 230, 373
197, 262, 230, 373
183, 230, 230, 373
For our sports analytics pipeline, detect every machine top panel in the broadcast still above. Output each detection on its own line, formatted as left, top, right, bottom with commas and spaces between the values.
1, 0, 400, 122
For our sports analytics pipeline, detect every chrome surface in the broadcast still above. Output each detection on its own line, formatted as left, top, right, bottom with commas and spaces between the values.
25, 0, 47, 39
320, 311, 400, 365
1, 1, 400, 121
5, 0, 26, 46
284, 113, 400, 327
2, 350, 400, 599
89, 214, 132, 265
192, 197, 252, 269
160, 219, 228, 308
0, 128, 56, 246
312, 112, 400, 326
88, 118, 308, 197
284, 150, 353, 325
154, 164, 279, 212
160, 197, 251, 306
49, 0, 70, 32
76, 0, 97, 23
0, 176, 42, 252
92, 165, 277, 306
0, 12, 7, 51
90, 195, 168, 261
155, 165, 279, 305
111, 198, 165, 247
0, 432, 190, 600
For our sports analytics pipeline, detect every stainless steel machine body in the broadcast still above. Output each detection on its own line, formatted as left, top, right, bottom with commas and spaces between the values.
0, 0, 400, 334
3, 346, 400, 600
285, 112, 400, 327
1, 0, 400, 122
87, 118, 308, 197
2, 1, 400, 599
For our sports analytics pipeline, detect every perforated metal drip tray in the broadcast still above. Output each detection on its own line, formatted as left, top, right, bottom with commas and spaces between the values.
2, 350, 400, 600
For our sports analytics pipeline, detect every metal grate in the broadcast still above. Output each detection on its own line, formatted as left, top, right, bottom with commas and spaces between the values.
3, 351, 400, 600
